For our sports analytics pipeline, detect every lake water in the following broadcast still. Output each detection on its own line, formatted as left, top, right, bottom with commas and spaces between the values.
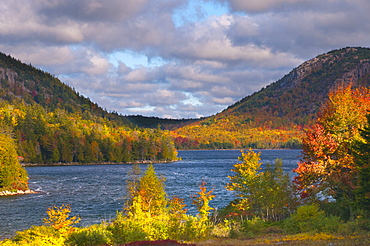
0, 149, 301, 239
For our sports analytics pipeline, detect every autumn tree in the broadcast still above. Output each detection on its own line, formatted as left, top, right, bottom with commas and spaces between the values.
124, 164, 168, 217
192, 181, 215, 220
294, 83, 370, 210
123, 164, 142, 213
226, 149, 262, 215
43, 204, 80, 235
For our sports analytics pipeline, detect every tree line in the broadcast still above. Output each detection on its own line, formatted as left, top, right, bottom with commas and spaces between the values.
1, 99, 179, 165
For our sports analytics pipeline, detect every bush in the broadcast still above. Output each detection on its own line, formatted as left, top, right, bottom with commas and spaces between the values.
211, 219, 236, 238
283, 204, 342, 234
2, 225, 65, 246
107, 212, 147, 244
66, 224, 113, 246
338, 217, 370, 235
242, 217, 269, 237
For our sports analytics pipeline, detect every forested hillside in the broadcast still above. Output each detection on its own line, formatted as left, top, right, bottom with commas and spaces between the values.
0, 53, 135, 126
0, 53, 179, 164
173, 47, 370, 149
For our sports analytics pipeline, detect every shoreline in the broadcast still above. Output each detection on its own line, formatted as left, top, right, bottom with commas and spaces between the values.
21, 159, 179, 167
0, 189, 38, 196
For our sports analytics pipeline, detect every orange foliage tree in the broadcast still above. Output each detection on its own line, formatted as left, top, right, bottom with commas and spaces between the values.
294, 83, 370, 206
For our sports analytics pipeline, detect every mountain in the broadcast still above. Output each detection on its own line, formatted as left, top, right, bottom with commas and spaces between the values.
173, 47, 370, 149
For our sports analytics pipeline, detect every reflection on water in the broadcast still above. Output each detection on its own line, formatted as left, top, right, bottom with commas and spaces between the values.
0, 149, 301, 238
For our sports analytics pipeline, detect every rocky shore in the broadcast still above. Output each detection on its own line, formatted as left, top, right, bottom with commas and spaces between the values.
0, 189, 37, 196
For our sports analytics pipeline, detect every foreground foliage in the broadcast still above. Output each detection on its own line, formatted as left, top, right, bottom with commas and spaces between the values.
2, 156, 370, 245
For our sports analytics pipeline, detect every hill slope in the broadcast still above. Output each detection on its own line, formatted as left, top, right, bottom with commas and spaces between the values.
0, 53, 135, 126
174, 47, 370, 149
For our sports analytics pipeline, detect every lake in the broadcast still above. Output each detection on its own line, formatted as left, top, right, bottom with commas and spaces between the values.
0, 149, 301, 239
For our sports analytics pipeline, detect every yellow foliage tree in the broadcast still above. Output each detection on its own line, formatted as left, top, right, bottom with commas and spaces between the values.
43, 204, 80, 234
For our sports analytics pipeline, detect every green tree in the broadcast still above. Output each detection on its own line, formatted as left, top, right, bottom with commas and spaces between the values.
259, 159, 297, 221
0, 133, 29, 191
353, 114, 370, 213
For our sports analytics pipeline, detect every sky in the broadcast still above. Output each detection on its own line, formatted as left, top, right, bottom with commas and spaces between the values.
0, 0, 369, 119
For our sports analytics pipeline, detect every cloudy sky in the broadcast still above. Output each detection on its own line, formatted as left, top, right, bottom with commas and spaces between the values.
0, 0, 369, 118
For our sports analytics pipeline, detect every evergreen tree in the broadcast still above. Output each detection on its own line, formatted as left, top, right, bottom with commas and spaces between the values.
353, 114, 370, 212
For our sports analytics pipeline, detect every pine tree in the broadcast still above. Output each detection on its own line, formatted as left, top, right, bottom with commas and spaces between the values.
353, 114, 370, 212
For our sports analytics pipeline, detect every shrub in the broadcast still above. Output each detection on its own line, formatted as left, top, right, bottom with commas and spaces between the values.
3, 225, 64, 246
212, 219, 235, 238
108, 212, 147, 244
338, 217, 370, 235
66, 224, 113, 246
283, 203, 341, 234
242, 217, 269, 236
